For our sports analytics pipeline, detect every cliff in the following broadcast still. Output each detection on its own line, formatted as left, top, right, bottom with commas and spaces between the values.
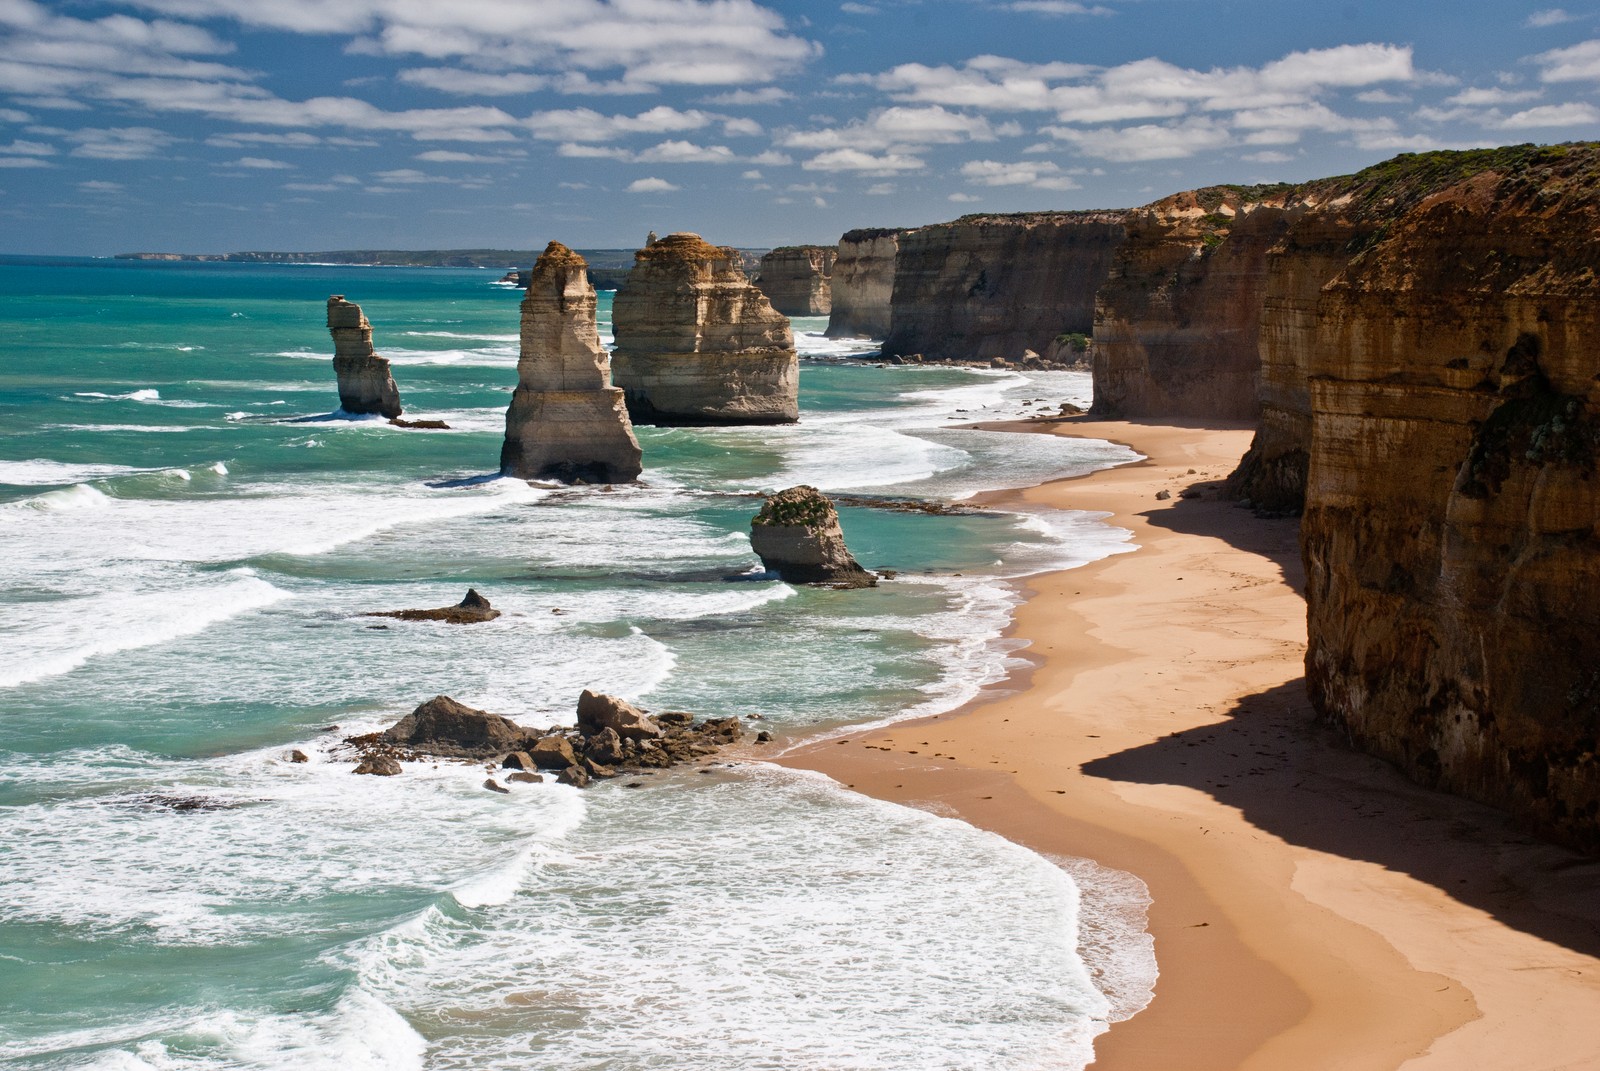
754, 246, 835, 317
610, 232, 798, 425
326, 296, 402, 418
880, 212, 1127, 363
500, 241, 642, 483
1090, 186, 1291, 420
826, 228, 901, 339
1298, 143, 1600, 852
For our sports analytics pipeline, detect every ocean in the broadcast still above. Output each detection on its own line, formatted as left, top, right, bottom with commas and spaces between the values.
0, 256, 1155, 1070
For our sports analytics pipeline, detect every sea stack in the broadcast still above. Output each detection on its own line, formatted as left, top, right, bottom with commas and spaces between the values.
611, 232, 798, 425
755, 246, 835, 316
500, 241, 643, 484
750, 485, 875, 588
327, 296, 402, 418
825, 229, 901, 339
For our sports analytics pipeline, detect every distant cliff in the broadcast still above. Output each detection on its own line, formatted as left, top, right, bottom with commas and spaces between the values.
826, 229, 902, 339
755, 246, 835, 316
1295, 144, 1600, 852
880, 212, 1127, 363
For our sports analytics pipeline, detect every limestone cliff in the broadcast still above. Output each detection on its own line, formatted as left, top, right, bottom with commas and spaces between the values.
826, 229, 901, 339
501, 241, 642, 483
610, 232, 798, 425
326, 296, 402, 418
1090, 186, 1291, 420
755, 245, 835, 316
1297, 144, 1600, 851
880, 212, 1127, 363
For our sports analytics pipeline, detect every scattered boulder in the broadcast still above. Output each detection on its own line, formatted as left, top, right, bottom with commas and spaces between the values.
365, 589, 502, 624
507, 771, 545, 784
379, 695, 527, 759
584, 725, 625, 766
327, 295, 402, 418
287, 749, 309, 763
557, 764, 592, 788
501, 750, 536, 771
528, 735, 579, 770
354, 756, 402, 776
577, 690, 662, 740
484, 778, 510, 794
1156, 489, 1172, 500
750, 485, 876, 588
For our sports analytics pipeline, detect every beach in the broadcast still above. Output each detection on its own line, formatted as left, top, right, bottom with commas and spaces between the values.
783, 416, 1600, 1070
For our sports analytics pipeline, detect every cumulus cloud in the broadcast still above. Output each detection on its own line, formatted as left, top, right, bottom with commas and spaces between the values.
780, 105, 1003, 152
1047, 117, 1232, 161
1535, 39, 1600, 81
1527, 9, 1578, 27
526, 106, 713, 142
800, 148, 924, 173
1497, 101, 1600, 126
1445, 87, 1543, 105
78, 179, 124, 191
226, 155, 294, 168
627, 176, 679, 192
66, 125, 179, 159
1004, 2, 1114, 15
948, 191, 981, 201
960, 158, 1079, 190
119, 0, 820, 88
700, 87, 792, 106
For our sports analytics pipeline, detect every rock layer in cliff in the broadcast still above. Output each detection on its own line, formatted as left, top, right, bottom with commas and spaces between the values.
611, 232, 797, 425
501, 241, 643, 483
1295, 143, 1600, 852
755, 245, 835, 316
327, 296, 403, 418
881, 212, 1126, 363
826, 229, 901, 339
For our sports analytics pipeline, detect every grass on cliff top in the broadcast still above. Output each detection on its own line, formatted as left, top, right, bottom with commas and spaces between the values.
1314, 141, 1600, 207
753, 487, 836, 528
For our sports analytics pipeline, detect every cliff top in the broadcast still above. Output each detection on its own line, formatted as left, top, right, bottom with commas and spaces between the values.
634, 232, 741, 265
840, 227, 906, 243
528, 240, 589, 281
1307, 141, 1600, 213
945, 209, 1128, 228
765, 245, 835, 256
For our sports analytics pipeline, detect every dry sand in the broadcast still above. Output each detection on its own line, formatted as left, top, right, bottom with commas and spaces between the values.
780, 417, 1600, 1070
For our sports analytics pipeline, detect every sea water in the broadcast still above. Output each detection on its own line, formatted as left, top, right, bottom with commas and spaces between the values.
0, 257, 1154, 1069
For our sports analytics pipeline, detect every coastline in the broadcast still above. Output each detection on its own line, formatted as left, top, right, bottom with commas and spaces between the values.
779, 416, 1600, 1070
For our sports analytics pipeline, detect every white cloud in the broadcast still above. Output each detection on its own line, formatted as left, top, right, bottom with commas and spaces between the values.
840, 2, 878, 13
948, 191, 981, 201
800, 148, 924, 172
700, 87, 791, 106
0, 108, 32, 122
781, 105, 1001, 153
1046, 117, 1232, 161
415, 148, 521, 162
398, 68, 549, 96
1004, 2, 1113, 15
627, 176, 679, 192
1535, 39, 1600, 81
557, 139, 760, 164
78, 179, 124, 191
1356, 89, 1409, 104
1241, 150, 1295, 163
227, 155, 294, 168
1527, 9, 1577, 27
0, 139, 55, 156
66, 125, 179, 159
722, 117, 763, 137
526, 106, 712, 142
1497, 101, 1600, 126
960, 158, 1080, 189
0, 155, 50, 167
1446, 87, 1542, 105
120, 0, 820, 89
742, 169, 762, 178
864, 182, 895, 194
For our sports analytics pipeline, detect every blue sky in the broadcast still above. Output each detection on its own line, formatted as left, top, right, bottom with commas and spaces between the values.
2, 0, 1599, 253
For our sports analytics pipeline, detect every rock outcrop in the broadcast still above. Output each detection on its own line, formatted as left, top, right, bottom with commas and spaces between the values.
326, 296, 402, 418
1297, 144, 1600, 852
611, 233, 798, 425
826, 228, 901, 338
346, 691, 749, 786
365, 588, 502, 624
750, 485, 875, 587
500, 241, 643, 483
880, 212, 1127, 363
754, 245, 835, 316
1090, 187, 1290, 421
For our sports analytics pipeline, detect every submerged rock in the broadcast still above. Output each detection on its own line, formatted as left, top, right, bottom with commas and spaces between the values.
611, 232, 798, 425
365, 588, 502, 624
379, 695, 526, 758
500, 241, 643, 483
750, 485, 876, 588
327, 295, 403, 418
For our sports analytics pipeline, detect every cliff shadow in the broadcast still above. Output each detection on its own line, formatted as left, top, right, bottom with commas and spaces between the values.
1082, 678, 1600, 957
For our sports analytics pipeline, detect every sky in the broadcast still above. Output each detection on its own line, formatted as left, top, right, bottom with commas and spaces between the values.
2, 0, 1600, 254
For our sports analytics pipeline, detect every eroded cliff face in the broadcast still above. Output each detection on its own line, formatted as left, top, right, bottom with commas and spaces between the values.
500, 241, 642, 483
1091, 187, 1292, 420
326, 296, 402, 418
611, 232, 798, 426
826, 229, 900, 339
881, 212, 1126, 363
755, 246, 835, 317
1299, 146, 1600, 851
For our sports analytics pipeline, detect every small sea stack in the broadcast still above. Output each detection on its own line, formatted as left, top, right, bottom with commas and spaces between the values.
750, 485, 876, 588
755, 245, 835, 316
326, 295, 403, 418
364, 588, 502, 624
611, 232, 798, 425
500, 241, 643, 484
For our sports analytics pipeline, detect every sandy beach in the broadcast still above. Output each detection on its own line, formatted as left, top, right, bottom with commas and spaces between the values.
781, 417, 1600, 1070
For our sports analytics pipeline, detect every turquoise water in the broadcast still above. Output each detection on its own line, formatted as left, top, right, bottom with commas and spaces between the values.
0, 257, 1151, 1069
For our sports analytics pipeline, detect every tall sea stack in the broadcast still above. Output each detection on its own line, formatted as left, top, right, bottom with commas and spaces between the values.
825, 229, 900, 339
755, 246, 835, 316
326, 296, 402, 418
611, 232, 798, 425
500, 242, 642, 483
